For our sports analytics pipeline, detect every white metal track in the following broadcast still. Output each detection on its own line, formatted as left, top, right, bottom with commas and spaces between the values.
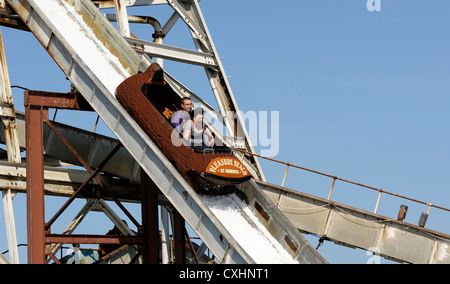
0, 26, 20, 264
258, 180, 450, 264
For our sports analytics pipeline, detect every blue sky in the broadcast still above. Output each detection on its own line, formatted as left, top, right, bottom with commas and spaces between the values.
0, 0, 449, 264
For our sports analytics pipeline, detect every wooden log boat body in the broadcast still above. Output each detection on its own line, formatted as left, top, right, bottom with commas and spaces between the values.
116, 63, 251, 192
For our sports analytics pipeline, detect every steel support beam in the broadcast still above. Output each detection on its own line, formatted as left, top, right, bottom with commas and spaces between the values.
166, 0, 265, 180
0, 26, 20, 264
93, 0, 168, 9
25, 103, 47, 264
23, 89, 147, 264
10, 0, 326, 264
45, 234, 143, 245
140, 168, 160, 264
126, 37, 217, 68
173, 208, 186, 264
257, 180, 450, 264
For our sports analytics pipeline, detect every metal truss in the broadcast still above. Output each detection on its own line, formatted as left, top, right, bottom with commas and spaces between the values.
0, 0, 328, 265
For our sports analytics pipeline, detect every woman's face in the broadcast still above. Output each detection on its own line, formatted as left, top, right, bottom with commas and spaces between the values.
193, 114, 203, 127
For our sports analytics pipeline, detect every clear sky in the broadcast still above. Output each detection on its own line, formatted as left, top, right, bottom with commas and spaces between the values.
0, 0, 449, 264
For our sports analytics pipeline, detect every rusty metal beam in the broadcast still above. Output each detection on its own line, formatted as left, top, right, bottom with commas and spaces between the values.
173, 208, 186, 264
45, 234, 144, 245
24, 89, 135, 263
140, 168, 159, 264
0, 7, 29, 31
44, 119, 140, 230
0, 25, 20, 264
25, 104, 47, 264
92, 0, 168, 9
44, 142, 123, 231
24, 90, 93, 111
0, 160, 143, 202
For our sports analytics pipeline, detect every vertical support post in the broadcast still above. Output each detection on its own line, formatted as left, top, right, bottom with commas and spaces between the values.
160, 206, 170, 264
140, 168, 159, 264
173, 209, 186, 264
170, 0, 265, 180
374, 191, 382, 214
154, 36, 164, 68
327, 178, 337, 201
426, 203, 432, 215
0, 26, 20, 264
114, 0, 130, 37
25, 103, 48, 264
281, 164, 290, 187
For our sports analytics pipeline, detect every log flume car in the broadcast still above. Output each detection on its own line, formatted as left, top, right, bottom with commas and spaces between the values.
116, 63, 251, 193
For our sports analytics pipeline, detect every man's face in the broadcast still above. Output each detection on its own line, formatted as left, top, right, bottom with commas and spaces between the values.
181, 100, 192, 112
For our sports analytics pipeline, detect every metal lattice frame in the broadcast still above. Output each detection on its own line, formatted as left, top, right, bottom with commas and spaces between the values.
0, 0, 329, 264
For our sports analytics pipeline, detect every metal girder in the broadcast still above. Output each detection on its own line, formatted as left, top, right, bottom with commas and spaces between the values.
8, 0, 252, 264
23, 90, 148, 264
45, 198, 136, 263
0, 26, 20, 264
0, 107, 258, 186
166, 0, 209, 49
6, 0, 328, 264
166, 0, 265, 180
258, 180, 450, 264
0, 251, 9, 264
25, 103, 46, 264
0, 161, 143, 201
0, 110, 143, 182
24, 90, 93, 110
0, 0, 265, 180
237, 179, 328, 264
140, 169, 160, 264
92, 0, 168, 9
126, 36, 217, 69
1, 0, 448, 265
46, 234, 143, 245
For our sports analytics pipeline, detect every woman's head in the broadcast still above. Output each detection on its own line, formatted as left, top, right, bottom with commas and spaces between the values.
192, 109, 205, 127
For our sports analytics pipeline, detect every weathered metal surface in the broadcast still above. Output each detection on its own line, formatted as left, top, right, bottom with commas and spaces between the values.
126, 36, 217, 68
24, 90, 93, 110
0, 160, 143, 201
4, 107, 448, 263
0, 252, 9, 264
237, 179, 328, 264
7, 0, 251, 264
7, 106, 449, 263
25, 103, 47, 264
257, 180, 450, 264
92, 0, 167, 9
97, 245, 142, 264
0, 111, 141, 182
0, 25, 20, 264
45, 234, 144, 245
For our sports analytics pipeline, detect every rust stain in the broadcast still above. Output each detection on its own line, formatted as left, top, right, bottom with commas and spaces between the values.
284, 234, 298, 253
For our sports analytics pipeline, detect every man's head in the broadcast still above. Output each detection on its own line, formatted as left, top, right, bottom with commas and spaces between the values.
180, 97, 192, 112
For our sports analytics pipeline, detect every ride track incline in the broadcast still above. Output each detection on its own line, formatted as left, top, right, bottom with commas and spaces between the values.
6, 0, 327, 263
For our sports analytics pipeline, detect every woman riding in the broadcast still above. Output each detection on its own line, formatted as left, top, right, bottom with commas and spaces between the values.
182, 109, 214, 149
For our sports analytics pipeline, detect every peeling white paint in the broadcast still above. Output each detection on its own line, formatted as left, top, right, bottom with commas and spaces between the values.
436, 242, 449, 262
384, 226, 397, 239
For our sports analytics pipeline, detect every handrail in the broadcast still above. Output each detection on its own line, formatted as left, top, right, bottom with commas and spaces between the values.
232, 148, 450, 215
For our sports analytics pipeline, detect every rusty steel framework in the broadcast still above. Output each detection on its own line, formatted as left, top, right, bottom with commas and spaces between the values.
23, 90, 186, 264
0, 0, 448, 265
0, 0, 287, 265
0, 0, 264, 264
